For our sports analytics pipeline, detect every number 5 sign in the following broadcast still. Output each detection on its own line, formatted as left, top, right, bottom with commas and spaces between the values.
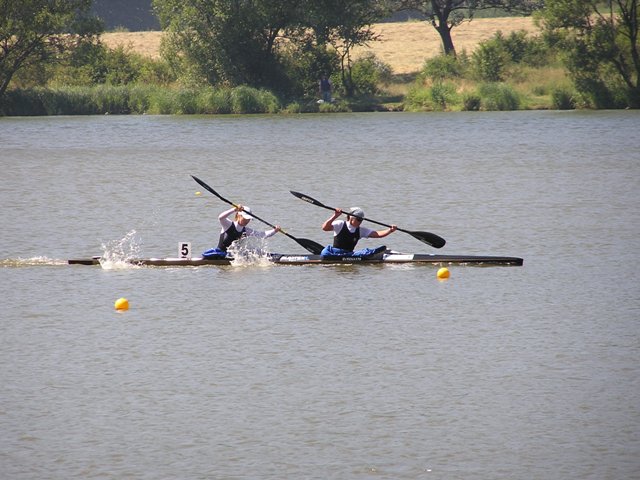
179, 242, 192, 259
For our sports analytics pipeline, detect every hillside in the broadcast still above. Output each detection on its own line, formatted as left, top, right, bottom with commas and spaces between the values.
102, 17, 539, 75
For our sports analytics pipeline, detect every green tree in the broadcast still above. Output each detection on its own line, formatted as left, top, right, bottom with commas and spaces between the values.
279, 41, 339, 98
539, 0, 640, 108
393, 1, 544, 56
472, 35, 510, 80
0, 0, 101, 99
153, 0, 390, 97
307, 0, 390, 96
153, 0, 303, 90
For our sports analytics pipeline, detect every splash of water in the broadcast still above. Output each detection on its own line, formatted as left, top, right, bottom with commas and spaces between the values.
99, 230, 142, 269
226, 237, 272, 267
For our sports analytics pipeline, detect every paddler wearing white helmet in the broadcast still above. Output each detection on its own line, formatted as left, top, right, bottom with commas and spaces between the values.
202, 204, 280, 258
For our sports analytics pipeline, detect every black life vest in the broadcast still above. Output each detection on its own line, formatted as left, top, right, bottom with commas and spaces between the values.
217, 224, 245, 251
333, 222, 360, 251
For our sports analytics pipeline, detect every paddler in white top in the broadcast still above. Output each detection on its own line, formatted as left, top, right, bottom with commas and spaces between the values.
202, 204, 280, 258
320, 207, 397, 258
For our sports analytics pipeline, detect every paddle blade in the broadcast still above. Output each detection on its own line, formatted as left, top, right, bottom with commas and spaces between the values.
191, 175, 210, 192
290, 191, 329, 209
294, 237, 325, 255
191, 175, 231, 205
409, 230, 446, 249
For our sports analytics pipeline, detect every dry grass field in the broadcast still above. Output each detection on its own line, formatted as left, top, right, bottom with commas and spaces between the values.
102, 17, 539, 75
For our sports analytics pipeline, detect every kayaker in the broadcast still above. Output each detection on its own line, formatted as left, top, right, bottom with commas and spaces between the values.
320, 207, 397, 258
203, 205, 280, 258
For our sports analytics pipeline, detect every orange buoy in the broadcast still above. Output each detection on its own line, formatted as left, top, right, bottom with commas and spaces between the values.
437, 267, 450, 280
114, 297, 129, 311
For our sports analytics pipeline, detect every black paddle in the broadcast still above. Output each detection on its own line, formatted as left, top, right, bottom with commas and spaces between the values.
191, 176, 324, 254
290, 190, 446, 249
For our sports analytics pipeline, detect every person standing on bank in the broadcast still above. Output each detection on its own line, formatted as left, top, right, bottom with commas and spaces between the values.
320, 207, 397, 257
202, 205, 280, 258
319, 75, 332, 103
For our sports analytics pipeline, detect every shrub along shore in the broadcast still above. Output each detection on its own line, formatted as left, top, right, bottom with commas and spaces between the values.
0, 73, 579, 116
1, 85, 282, 116
1, 26, 628, 115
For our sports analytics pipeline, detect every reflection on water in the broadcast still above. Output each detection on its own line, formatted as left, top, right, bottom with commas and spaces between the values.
1, 111, 639, 479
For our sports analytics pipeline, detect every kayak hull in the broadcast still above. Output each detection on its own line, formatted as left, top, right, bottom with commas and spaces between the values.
68, 253, 523, 267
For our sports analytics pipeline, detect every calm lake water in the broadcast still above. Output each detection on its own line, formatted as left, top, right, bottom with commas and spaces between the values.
1, 111, 639, 479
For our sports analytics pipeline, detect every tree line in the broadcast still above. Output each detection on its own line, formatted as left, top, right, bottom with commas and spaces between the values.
1, 0, 638, 112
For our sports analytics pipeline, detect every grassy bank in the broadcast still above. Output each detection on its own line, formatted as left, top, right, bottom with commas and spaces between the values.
0, 85, 283, 116
392, 65, 575, 112
1, 73, 574, 116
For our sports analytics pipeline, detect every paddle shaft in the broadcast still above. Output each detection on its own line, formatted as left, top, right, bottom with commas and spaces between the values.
192, 176, 324, 254
313, 201, 404, 232
290, 190, 446, 249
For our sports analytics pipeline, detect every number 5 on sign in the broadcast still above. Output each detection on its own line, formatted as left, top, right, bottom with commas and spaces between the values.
179, 242, 191, 259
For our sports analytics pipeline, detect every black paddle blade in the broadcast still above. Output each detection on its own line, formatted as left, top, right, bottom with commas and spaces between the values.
191, 175, 231, 205
295, 237, 324, 255
191, 175, 211, 193
290, 190, 329, 209
408, 230, 446, 249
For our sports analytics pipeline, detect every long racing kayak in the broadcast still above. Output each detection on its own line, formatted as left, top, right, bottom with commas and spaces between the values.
68, 253, 523, 266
